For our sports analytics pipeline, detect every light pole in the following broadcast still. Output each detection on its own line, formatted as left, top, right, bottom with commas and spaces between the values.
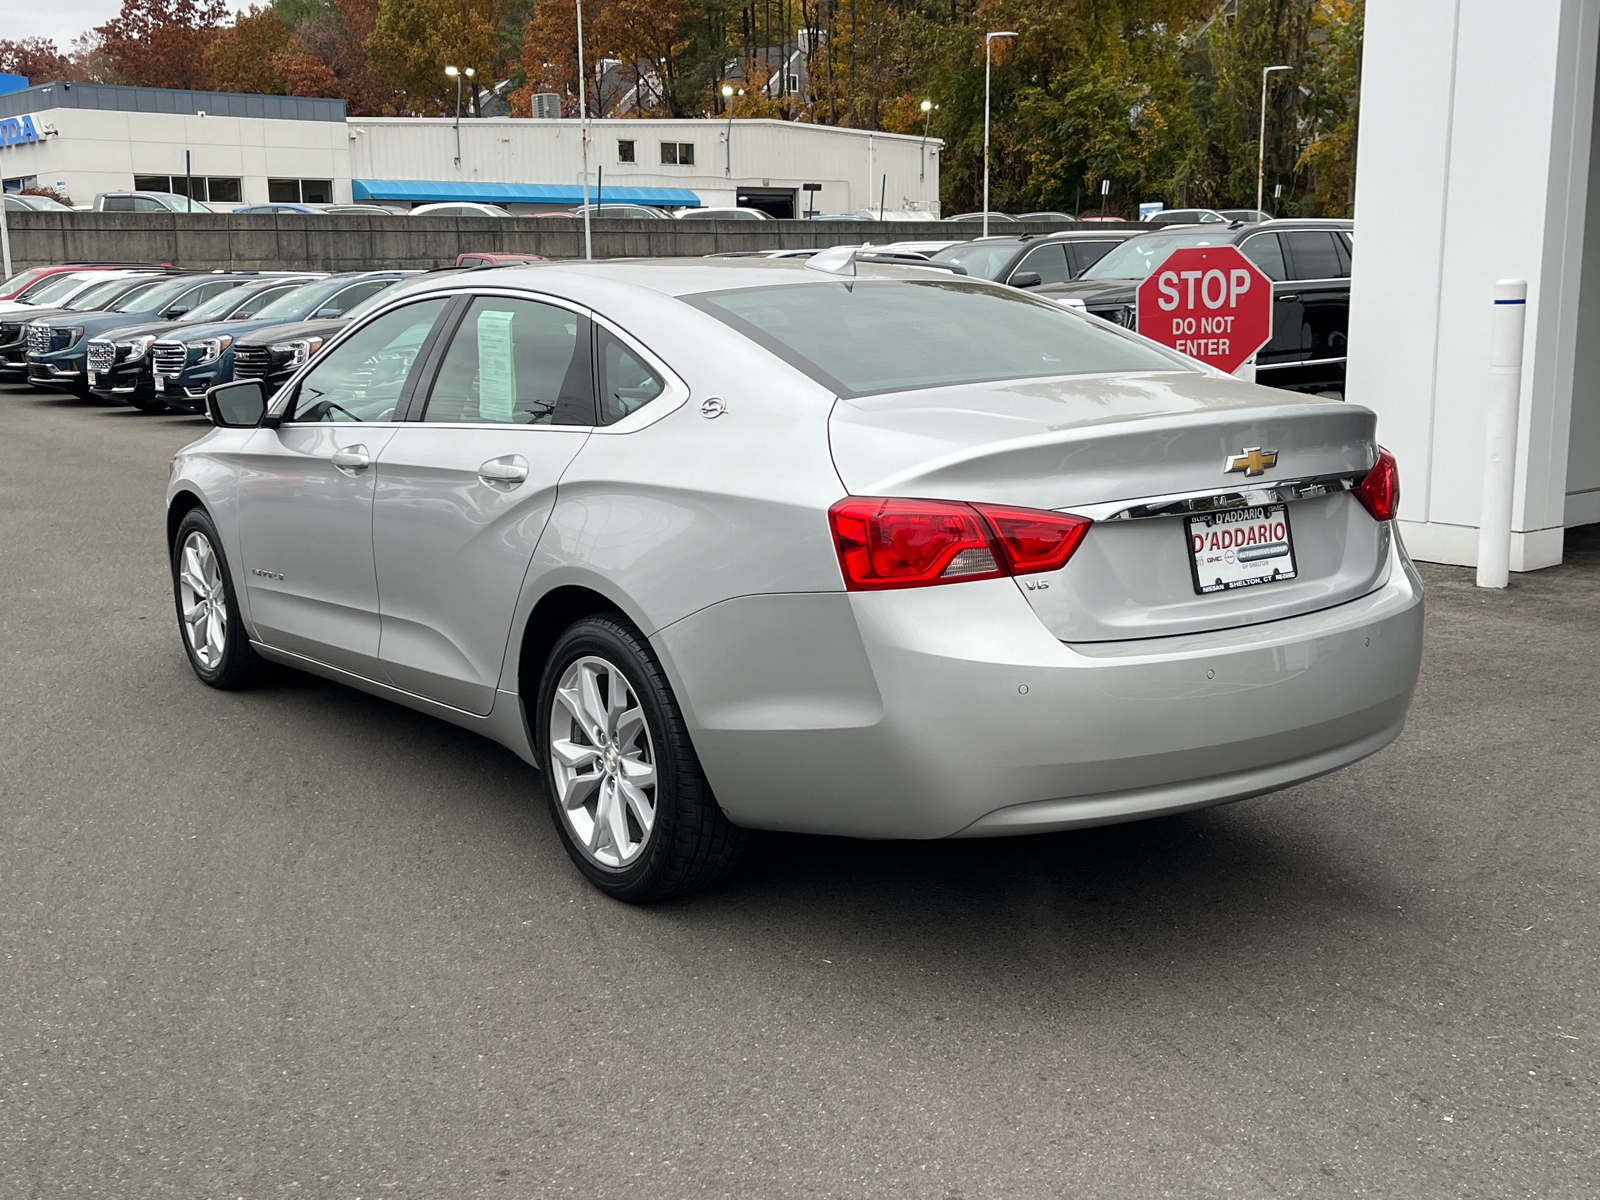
445, 65, 475, 169
722, 83, 744, 178
576, 0, 591, 260
918, 99, 936, 182
983, 31, 1017, 239
1257, 64, 1291, 218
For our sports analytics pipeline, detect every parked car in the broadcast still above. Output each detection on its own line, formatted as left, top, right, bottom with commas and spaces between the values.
675, 207, 773, 220
569, 204, 669, 220
0, 267, 153, 315
1014, 211, 1078, 222
321, 204, 408, 215
86, 275, 323, 411
4, 194, 75, 212
233, 203, 324, 215
1036, 220, 1355, 393
25, 273, 255, 396
408, 202, 511, 218
1146, 208, 1229, 225
149, 271, 414, 410
90, 191, 217, 213
879, 239, 965, 255
931, 230, 1137, 287
1, 272, 174, 380
1, 262, 161, 303
804, 213, 872, 221
171, 256, 1419, 902
455, 252, 550, 269
1218, 208, 1274, 223
944, 211, 1016, 224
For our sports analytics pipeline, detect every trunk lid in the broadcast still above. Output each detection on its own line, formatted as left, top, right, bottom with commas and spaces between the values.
827, 371, 1389, 641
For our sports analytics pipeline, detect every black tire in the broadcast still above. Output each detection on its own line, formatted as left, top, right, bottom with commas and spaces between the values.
170, 507, 260, 689
126, 394, 169, 413
536, 615, 748, 903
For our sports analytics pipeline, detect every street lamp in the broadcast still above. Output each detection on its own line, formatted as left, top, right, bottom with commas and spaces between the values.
919, 99, 937, 182
1257, 64, 1291, 218
445, 65, 475, 169
983, 31, 1017, 239
722, 83, 744, 178
576, 0, 591, 260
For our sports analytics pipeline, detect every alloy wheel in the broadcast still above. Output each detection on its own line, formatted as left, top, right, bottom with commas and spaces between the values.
547, 655, 658, 869
177, 530, 228, 670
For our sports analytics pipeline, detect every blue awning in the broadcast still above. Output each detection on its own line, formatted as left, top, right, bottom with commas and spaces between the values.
353, 179, 702, 207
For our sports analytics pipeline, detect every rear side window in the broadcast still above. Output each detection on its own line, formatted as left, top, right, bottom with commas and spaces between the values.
102, 196, 135, 212
1011, 243, 1070, 285
596, 328, 665, 424
422, 297, 594, 425
230, 285, 298, 317
318, 279, 392, 317
1283, 231, 1342, 280
1240, 233, 1287, 282
1067, 240, 1119, 275
1334, 233, 1353, 275
695, 279, 1183, 397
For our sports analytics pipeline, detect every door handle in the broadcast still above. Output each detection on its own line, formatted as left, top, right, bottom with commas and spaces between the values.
477, 455, 529, 486
1277, 294, 1299, 303
331, 445, 371, 471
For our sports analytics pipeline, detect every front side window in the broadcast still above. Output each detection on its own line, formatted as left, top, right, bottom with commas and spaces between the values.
696, 279, 1184, 397
1240, 233, 1286, 282
422, 297, 594, 426
289, 299, 449, 424
1012, 243, 1070, 285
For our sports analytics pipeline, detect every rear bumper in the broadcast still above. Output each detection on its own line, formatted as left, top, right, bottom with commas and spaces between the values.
655, 535, 1423, 840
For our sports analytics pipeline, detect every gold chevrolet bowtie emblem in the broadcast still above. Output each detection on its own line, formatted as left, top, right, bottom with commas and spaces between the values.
1225, 447, 1278, 477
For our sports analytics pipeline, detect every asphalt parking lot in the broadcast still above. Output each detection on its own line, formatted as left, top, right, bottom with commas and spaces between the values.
1, 380, 1596, 1199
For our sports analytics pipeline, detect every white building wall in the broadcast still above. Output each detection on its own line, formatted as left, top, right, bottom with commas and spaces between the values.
1348, 0, 1600, 569
0, 107, 353, 205
347, 117, 942, 215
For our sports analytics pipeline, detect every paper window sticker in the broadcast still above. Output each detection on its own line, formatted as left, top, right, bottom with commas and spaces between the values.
477, 309, 518, 421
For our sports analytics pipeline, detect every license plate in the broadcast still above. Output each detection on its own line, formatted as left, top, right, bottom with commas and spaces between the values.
1187, 504, 1297, 594
88, 371, 96, 386
155, 376, 165, 392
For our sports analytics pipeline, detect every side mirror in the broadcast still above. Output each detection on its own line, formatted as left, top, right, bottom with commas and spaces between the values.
163, 306, 189, 318
208, 379, 267, 428
1009, 271, 1043, 289
314, 306, 341, 318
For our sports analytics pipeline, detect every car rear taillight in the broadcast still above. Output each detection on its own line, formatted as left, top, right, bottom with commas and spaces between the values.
829, 497, 1091, 591
1353, 447, 1400, 522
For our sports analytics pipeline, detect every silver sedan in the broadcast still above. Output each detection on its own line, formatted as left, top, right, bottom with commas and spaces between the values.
167, 254, 1423, 902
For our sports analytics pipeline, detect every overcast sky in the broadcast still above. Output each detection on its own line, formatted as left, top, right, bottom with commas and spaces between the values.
13, 0, 256, 51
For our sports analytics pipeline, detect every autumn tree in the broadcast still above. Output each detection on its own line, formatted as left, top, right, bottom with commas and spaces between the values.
0, 38, 79, 83
96, 0, 232, 90
366, 0, 504, 114
204, 7, 292, 94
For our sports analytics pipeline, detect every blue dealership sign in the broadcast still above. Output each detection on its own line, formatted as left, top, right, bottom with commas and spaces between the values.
0, 114, 42, 147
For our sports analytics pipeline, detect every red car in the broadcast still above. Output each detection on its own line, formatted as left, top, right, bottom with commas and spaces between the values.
0, 262, 162, 301
454, 252, 550, 269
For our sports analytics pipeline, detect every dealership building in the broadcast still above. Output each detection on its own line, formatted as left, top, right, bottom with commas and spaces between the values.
0, 81, 942, 218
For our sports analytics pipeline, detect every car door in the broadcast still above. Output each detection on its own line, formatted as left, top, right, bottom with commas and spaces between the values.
1279, 229, 1351, 378
235, 298, 452, 676
1065, 239, 1121, 277
370, 293, 598, 714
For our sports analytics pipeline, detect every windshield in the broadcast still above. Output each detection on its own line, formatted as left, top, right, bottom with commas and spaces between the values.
1080, 232, 1231, 281
696, 279, 1183, 396
342, 284, 402, 322
20, 273, 92, 305
251, 279, 347, 322
930, 242, 1020, 281
180, 283, 263, 322
24, 195, 73, 212
112, 276, 197, 313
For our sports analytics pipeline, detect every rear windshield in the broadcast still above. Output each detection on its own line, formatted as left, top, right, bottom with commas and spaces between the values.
694, 279, 1184, 396
930, 242, 1019, 281
1081, 232, 1232, 281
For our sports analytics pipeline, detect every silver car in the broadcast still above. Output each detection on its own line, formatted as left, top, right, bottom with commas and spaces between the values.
167, 255, 1423, 902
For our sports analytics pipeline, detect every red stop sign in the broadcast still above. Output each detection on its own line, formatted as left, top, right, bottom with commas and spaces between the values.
1136, 245, 1272, 375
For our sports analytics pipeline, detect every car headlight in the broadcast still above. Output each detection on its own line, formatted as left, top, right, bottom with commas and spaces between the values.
269, 337, 324, 370
119, 334, 156, 362
188, 335, 233, 365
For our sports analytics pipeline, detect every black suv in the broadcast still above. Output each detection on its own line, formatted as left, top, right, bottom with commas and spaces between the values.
1037, 219, 1355, 393
930, 230, 1135, 288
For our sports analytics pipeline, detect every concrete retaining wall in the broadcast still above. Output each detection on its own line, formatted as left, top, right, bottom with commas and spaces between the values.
0, 212, 1100, 272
